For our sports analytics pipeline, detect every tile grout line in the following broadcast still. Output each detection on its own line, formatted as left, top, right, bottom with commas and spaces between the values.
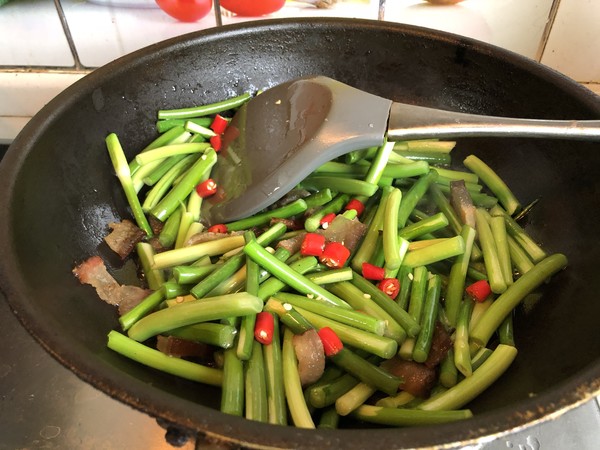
53, 0, 84, 70
536, 0, 562, 62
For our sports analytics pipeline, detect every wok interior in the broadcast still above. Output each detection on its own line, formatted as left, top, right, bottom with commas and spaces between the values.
3, 19, 600, 447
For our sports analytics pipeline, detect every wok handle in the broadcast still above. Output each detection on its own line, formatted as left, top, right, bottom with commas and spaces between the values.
387, 102, 600, 141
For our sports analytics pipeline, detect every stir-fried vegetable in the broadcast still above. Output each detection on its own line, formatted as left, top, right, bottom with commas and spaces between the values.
73, 89, 568, 430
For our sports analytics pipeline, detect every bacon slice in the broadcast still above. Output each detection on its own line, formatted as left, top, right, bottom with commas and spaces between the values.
73, 256, 150, 315
104, 220, 145, 259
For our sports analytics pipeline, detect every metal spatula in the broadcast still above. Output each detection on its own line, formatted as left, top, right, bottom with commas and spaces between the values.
201, 75, 600, 224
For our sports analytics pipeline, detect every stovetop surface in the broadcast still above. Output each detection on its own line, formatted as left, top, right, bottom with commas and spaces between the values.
1, 144, 598, 450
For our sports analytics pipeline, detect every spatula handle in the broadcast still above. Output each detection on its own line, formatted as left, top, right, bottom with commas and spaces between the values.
387, 102, 600, 141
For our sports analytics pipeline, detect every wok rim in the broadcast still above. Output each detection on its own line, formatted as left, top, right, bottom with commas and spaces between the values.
1, 17, 599, 449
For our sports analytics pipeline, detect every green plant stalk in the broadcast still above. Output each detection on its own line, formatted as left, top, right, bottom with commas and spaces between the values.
127, 292, 262, 342
444, 225, 477, 327
153, 235, 246, 269
172, 264, 221, 284
471, 347, 493, 371
167, 322, 237, 349
412, 274, 442, 363
142, 153, 187, 186
308, 373, 360, 408
351, 272, 421, 338
105, 133, 153, 236
135, 142, 210, 166
419, 344, 517, 411
490, 215, 513, 286
244, 240, 350, 309
129, 125, 188, 174
335, 382, 377, 416
225, 199, 308, 231
136, 242, 165, 291
330, 348, 401, 395
395, 140, 456, 153
507, 235, 534, 275
454, 300, 474, 377
402, 235, 465, 268
397, 170, 439, 228
264, 299, 313, 335
257, 257, 319, 301
375, 390, 415, 408
131, 130, 192, 191
398, 212, 449, 241
301, 176, 378, 197
158, 206, 182, 248
107, 330, 222, 386
398, 337, 415, 360
352, 404, 472, 426
498, 313, 515, 346
262, 315, 287, 425
327, 281, 406, 343
364, 141, 395, 185
318, 407, 340, 429
351, 189, 390, 271
175, 210, 195, 249
315, 160, 429, 179
156, 117, 212, 134
463, 154, 521, 215
245, 340, 268, 423
393, 150, 451, 165
205, 263, 247, 298
476, 208, 507, 294
304, 194, 349, 232
157, 92, 252, 119
119, 289, 165, 331
291, 305, 398, 359
470, 253, 568, 347
274, 292, 386, 336
433, 166, 479, 184
440, 349, 458, 388
383, 187, 403, 270
220, 348, 244, 416
305, 268, 353, 285
150, 149, 217, 221
407, 266, 428, 324
282, 328, 315, 428
184, 120, 217, 138
490, 205, 547, 263
301, 188, 333, 208
395, 265, 413, 310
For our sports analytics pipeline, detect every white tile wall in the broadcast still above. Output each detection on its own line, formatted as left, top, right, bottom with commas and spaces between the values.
541, 0, 600, 83
0, 0, 74, 67
383, 0, 555, 60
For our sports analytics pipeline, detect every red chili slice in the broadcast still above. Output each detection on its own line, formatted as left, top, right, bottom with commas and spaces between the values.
195, 179, 218, 198
210, 114, 228, 134
209, 134, 222, 152
254, 311, 274, 345
319, 242, 350, 269
344, 198, 365, 216
207, 224, 227, 233
378, 278, 400, 300
300, 233, 326, 256
317, 327, 344, 357
362, 262, 385, 281
320, 212, 336, 228
465, 279, 492, 302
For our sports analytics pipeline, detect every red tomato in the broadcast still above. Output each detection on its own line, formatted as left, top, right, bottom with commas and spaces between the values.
155, 0, 212, 22
220, 0, 285, 17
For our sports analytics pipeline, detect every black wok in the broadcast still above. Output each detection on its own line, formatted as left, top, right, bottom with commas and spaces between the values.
0, 18, 599, 449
